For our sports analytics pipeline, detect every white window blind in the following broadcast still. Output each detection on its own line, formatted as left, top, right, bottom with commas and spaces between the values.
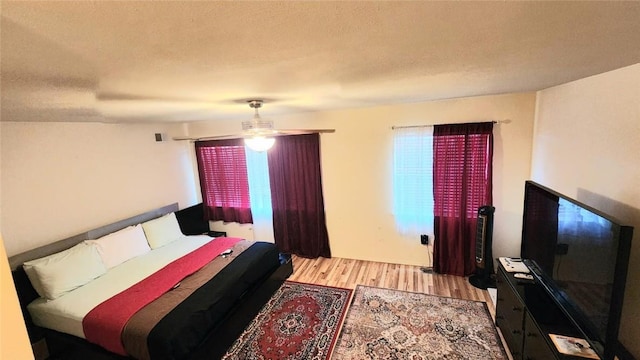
245, 147, 275, 242
392, 127, 434, 236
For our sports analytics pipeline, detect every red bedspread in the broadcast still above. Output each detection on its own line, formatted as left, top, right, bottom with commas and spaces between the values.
82, 237, 241, 355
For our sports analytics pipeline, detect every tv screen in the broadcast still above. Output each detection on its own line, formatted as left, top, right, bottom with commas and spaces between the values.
521, 181, 632, 359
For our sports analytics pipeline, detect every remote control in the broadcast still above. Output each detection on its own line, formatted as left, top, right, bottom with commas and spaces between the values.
514, 273, 534, 280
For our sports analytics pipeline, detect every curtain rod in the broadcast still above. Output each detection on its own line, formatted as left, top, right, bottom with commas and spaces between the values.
391, 119, 510, 130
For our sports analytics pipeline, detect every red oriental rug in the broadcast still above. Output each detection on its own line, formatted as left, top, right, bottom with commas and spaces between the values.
222, 281, 352, 360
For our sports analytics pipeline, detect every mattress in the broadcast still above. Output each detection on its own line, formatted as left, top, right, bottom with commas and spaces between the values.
27, 235, 283, 360
27, 235, 214, 339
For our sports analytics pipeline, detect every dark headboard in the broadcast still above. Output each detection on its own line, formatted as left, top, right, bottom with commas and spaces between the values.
7, 202, 179, 342
174, 202, 209, 235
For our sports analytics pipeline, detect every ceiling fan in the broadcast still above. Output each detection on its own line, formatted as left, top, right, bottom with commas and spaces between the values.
173, 99, 335, 151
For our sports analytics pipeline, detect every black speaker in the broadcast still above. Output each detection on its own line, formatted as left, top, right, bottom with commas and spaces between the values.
469, 205, 496, 289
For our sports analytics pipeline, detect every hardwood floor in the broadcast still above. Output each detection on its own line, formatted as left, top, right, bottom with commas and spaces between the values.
288, 255, 496, 317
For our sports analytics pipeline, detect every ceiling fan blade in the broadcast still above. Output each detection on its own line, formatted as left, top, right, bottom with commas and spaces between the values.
96, 92, 217, 103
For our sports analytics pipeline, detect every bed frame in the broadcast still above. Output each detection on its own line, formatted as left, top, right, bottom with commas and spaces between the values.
9, 203, 293, 360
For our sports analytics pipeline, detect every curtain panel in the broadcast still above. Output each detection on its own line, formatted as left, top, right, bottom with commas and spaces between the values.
195, 139, 253, 224
433, 122, 493, 276
267, 134, 331, 258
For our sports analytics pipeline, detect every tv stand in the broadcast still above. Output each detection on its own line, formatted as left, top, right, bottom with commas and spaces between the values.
495, 263, 592, 360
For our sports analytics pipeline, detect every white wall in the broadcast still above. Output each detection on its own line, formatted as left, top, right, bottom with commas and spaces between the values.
532, 64, 640, 357
187, 93, 536, 267
0, 121, 199, 256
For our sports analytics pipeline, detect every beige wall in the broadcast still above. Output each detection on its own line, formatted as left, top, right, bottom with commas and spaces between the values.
187, 93, 536, 266
0, 121, 198, 256
532, 64, 640, 357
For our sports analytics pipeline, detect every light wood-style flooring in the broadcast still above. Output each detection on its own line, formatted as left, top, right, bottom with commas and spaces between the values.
287, 255, 496, 317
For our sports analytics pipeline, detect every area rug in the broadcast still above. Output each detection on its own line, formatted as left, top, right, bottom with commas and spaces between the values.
332, 285, 507, 360
222, 281, 352, 360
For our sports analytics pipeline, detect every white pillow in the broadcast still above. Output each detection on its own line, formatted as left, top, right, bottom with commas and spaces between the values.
141, 212, 184, 249
85, 225, 151, 269
23, 263, 47, 299
23, 242, 107, 300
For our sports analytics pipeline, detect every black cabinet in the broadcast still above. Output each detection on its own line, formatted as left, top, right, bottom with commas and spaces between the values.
495, 264, 587, 360
496, 270, 525, 359
523, 311, 557, 360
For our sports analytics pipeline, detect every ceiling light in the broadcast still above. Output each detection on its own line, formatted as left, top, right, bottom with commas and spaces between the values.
245, 136, 275, 152
243, 100, 275, 151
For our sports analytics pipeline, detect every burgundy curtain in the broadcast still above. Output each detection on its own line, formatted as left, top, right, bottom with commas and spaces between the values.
433, 122, 493, 276
195, 139, 253, 224
267, 134, 331, 258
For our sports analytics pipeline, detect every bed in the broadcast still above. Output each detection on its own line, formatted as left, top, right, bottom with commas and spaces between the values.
9, 203, 293, 360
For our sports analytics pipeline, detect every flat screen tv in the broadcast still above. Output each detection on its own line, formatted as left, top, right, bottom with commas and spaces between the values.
521, 181, 633, 360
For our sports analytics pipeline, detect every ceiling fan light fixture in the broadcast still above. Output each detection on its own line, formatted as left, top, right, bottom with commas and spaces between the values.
242, 100, 275, 151
245, 136, 275, 152
242, 100, 274, 132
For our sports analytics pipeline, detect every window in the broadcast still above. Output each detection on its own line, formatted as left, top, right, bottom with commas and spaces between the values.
195, 140, 253, 224
393, 122, 493, 275
245, 147, 275, 241
392, 127, 434, 235
195, 134, 328, 257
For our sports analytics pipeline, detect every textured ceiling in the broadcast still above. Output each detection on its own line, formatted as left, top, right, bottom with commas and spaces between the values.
1, 1, 639, 123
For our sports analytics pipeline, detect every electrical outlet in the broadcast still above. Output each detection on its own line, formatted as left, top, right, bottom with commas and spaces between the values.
420, 234, 429, 245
